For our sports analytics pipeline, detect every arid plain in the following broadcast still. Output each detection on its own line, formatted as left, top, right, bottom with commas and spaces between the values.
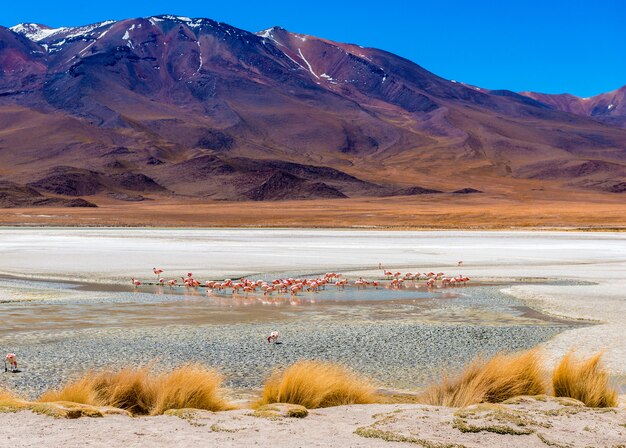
1, 191, 626, 229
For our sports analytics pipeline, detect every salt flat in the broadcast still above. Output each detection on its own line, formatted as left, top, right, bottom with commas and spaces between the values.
0, 228, 624, 376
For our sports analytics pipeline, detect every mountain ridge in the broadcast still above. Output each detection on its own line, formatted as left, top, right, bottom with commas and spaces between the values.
0, 15, 624, 208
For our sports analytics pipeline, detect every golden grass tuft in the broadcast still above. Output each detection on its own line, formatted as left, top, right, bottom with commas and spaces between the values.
552, 352, 618, 408
0, 387, 17, 402
256, 360, 377, 409
150, 363, 231, 415
0, 387, 25, 413
420, 349, 547, 407
38, 376, 101, 406
38, 364, 231, 415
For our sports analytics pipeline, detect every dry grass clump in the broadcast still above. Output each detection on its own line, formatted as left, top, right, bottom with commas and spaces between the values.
552, 352, 617, 408
0, 387, 17, 402
257, 360, 377, 409
150, 364, 231, 415
38, 376, 100, 406
420, 349, 547, 407
38, 364, 231, 415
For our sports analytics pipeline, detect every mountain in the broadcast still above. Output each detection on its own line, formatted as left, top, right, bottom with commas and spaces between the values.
520, 86, 626, 129
0, 15, 624, 207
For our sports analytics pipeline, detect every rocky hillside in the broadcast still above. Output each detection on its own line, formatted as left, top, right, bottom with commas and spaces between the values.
0, 16, 624, 206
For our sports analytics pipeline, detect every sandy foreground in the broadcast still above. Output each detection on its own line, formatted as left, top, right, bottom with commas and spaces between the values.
1, 397, 625, 448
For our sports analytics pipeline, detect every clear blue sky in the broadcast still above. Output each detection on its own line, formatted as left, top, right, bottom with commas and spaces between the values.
2, 0, 624, 97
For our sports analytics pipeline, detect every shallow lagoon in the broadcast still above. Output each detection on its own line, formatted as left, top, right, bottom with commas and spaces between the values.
0, 228, 624, 397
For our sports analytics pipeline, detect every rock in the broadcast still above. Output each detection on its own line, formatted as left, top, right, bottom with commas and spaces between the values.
253, 403, 308, 419
245, 171, 347, 201
452, 188, 483, 194
28, 167, 105, 196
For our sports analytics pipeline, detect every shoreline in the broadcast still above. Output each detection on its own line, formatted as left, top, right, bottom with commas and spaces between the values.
0, 274, 582, 399
1, 223, 626, 232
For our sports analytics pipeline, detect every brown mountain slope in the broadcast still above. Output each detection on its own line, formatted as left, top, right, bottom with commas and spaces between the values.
521, 85, 626, 128
0, 15, 624, 209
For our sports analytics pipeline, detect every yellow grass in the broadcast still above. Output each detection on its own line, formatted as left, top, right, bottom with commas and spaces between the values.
38, 364, 231, 415
552, 352, 618, 408
257, 360, 377, 409
420, 349, 547, 407
150, 364, 231, 415
0, 387, 16, 402
38, 376, 102, 406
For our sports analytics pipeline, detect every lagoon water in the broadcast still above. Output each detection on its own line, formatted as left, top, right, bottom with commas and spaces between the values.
0, 228, 624, 397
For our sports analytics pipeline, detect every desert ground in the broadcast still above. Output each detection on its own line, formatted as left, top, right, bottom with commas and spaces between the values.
1, 192, 626, 229
1, 397, 626, 447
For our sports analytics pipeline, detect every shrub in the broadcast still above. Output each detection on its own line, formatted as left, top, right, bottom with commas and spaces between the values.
552, 352, 617, 408
420, 349, 547, 407
39, 364, 231, 415
151, 364, 231, 415
257, 360, 376, 409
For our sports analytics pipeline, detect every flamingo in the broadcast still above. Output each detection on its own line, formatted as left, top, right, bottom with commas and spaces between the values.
153, 267, 164, 278
5, 353, 17, 372
131, 278, 141, 288
167, 279, 177, 287
157, 278, 165, 285
267, 331, 280, 343
457, 261, 463, 266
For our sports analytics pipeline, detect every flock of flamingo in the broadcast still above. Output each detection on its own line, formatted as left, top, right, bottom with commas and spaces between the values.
130, 265, 470, 296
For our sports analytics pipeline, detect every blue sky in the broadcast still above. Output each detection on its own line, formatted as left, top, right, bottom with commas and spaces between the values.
2, 0, 624, 97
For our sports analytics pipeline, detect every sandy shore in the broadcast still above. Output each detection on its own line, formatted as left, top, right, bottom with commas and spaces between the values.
1, 396, 625, 448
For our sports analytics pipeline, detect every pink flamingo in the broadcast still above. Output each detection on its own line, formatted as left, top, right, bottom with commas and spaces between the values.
5, 353, 17, 372
267, 331, 280, 343
131, 278, 141, 287
167, 279, 177, 287
153, 267, 164, 278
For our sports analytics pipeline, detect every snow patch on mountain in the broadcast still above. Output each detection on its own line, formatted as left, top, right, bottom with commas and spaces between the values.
11, 20, 115, 43
297, 48, 318, 79
10, 23, 68, 42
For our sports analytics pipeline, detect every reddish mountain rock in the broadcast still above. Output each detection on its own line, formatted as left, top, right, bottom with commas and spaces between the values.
521, 86, 626, 128
0, 15, 624, 207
